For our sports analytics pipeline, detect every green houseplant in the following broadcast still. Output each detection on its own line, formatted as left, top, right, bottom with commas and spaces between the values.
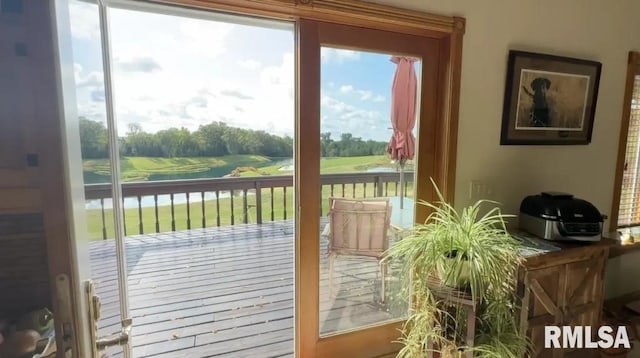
386, 179, 530, 357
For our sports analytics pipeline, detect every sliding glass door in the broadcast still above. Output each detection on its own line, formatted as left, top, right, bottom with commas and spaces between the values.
59, 1, 456, 356
297, 19, 442, 357
65, 0, 296, 356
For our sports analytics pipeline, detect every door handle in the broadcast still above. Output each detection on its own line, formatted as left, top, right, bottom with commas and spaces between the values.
86, 280, 132, 357
96, 318, 132, 350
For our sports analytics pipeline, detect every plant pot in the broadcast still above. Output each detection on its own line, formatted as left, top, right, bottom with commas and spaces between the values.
437, 251, 471, 288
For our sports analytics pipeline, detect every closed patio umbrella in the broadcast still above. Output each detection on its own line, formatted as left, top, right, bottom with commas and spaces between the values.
387, 56, 417, 209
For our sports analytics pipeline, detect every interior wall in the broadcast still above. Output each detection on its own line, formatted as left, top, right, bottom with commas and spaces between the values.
372, 0, 640, 298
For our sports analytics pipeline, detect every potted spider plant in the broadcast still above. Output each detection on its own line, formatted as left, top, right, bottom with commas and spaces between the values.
386, 179, 530, 357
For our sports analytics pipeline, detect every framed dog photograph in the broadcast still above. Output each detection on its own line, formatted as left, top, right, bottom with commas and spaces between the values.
500, 50, 602, 145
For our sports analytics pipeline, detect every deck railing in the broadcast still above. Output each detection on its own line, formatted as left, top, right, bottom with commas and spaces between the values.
84, 172, 414, 240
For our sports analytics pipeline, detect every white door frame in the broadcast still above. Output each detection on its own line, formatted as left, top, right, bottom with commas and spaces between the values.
51, 0, 132, 356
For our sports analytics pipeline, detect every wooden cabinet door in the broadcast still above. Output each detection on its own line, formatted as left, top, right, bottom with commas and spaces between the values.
524, 265, 565, 358
522, 247, 608, 358
561, 250, 607, 353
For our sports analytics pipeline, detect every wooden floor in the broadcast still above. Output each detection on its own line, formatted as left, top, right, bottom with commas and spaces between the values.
90, 220, 404, 358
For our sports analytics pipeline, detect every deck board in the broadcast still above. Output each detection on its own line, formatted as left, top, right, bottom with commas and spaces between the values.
90, 220, 405, 357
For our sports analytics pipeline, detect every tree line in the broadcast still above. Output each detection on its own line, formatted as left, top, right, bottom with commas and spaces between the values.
79, 118, 388, 159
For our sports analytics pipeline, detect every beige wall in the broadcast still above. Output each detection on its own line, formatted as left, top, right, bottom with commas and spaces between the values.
373, 0, 640, 298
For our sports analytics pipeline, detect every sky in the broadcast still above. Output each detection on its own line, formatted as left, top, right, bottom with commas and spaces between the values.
68, 0, 421, 142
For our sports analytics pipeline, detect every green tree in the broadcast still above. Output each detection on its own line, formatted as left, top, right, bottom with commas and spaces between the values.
79, 117, 109, 159
194, 122, 229, 156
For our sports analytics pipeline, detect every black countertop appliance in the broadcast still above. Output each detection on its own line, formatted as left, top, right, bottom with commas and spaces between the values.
519, 191, 605, 242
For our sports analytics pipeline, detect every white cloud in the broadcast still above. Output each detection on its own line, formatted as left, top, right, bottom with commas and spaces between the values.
321, 48, 360, 63
74, 63, 103, 88
322, 95, 352, 113
70, 9, 299, 138
91, 50, 295, 136
116, 56, 162, 73
220, 89, 253, 100
337, 84, 384, 102
358, 90, 373, 100
175, 20, 234, 60
321, 94, 388, 140
339, 85, 354, 94
239, 59, 262, 70
68, 0, 100, 41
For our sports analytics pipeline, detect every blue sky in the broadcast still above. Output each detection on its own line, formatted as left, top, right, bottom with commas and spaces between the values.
69, 1, 420, 142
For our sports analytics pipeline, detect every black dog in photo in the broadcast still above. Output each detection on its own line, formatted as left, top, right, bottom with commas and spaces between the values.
522, 77, 552, 127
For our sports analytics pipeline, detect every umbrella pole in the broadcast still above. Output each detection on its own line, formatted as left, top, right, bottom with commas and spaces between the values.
399, 161, 404, 209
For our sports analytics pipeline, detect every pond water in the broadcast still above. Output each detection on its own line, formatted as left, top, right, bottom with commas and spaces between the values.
366, 167, 396, 173
85, 191, 252, 210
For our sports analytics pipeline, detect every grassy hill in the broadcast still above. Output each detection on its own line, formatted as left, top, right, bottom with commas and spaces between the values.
83, 154, 407, 181
83, 155, 274, 182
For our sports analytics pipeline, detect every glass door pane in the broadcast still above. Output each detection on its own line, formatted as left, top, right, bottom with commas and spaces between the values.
298, 19, 441, 357
87, 2, 296, 357
319, 48, 421, 336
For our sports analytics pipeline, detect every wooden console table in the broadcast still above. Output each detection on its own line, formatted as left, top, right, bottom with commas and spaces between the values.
517, 238, 615, 357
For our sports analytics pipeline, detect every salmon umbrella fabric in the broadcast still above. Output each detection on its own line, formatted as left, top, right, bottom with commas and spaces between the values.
387, 56, 417, 163
387, 56, 417, 208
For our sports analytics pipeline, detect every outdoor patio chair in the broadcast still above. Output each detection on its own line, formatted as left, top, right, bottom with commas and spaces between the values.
324, 197, 393, 303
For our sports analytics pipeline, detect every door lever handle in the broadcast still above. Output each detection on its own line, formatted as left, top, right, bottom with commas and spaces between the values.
96, 318, 132, 350
86, 280, 133, 356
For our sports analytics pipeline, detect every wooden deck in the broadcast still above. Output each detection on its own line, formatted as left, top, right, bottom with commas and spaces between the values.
90, 220, 404, 357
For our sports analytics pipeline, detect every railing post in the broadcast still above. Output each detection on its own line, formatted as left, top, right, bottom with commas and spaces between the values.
283, 186, 287, 220
186, 192, 191, 230
100, 198, 107, 240
154, 195, 160, 233
137, 195, 143, 234
122, 197, 127, 236
243, 189, 249, 224
170, 193, 176, 231
255, 182, 263, 224
230, 192, 235, 225
201, 192, 206, 229
215, 191, 221, 227
376, 176, 383, 197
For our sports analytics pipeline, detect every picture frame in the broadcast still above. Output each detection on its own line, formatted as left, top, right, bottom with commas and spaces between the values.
500, 50, 602, 145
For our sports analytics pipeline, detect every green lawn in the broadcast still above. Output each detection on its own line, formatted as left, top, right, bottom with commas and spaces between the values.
253, 155, 402, 175
83, 155, 274, 181
83, 154, 415, 240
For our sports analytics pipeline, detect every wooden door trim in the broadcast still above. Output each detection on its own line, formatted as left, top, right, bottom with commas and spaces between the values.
297, 18, 321, 358
151, 0, 464, 37
317, 322, 403, 358
298, 16, 461, 356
